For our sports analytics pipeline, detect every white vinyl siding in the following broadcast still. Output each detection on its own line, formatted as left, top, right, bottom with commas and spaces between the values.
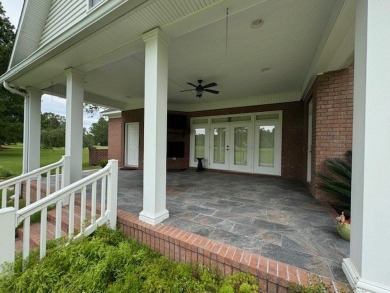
39, 0, 87, 47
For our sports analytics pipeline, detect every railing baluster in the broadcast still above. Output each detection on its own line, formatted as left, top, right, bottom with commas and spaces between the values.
1, 189, 6, 208
55, 167, 60, 192
14, 183, 20, 211
26, 179, 31, 207
23, 179, 31, 261
80, 187, 87, 232
55, 200, 62, 239
37, 175, 41, 201
40, 207, 47, 259
68, 192, 75, 239
101, 176, 106, 216
46, 171, 51, 197
23, 216, 30, 262
91, 181, 97, 224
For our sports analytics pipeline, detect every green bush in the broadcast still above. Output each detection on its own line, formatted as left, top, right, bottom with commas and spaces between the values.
0, 226, 259, 293
98, 159, 108, 168
288, 278, 330, 293
317, 151, 352, 215
0, 166, 15, 178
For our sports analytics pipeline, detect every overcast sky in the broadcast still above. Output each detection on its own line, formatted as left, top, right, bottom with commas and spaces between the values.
2, 0, 100, 130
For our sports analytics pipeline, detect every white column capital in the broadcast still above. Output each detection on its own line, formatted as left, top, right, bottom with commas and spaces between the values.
64, 68, 85, 79
142, 27, 170, 46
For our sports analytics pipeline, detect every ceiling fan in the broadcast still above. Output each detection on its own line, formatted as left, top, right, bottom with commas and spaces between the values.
180, 80, 219, 98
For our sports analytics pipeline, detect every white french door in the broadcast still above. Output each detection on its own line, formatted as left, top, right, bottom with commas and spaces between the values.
190, 111, 282, 175
209, 123, 253, 172
253, 120, 282, 175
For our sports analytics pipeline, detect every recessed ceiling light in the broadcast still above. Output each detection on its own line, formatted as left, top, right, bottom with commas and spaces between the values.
251, 18, 264, 29
261, 67, 271, 72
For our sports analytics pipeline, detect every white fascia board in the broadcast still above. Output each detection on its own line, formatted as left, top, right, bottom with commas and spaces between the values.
102, 111, 122, 119
0, 0, 153, 84
301, 0, 355, 100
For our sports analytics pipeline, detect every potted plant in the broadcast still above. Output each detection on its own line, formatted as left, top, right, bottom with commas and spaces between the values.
336, 211, 350, 241
317, 151, 352, 241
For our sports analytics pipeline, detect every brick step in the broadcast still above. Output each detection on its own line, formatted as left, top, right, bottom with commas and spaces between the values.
16, 221, 66, 253
47, 205, 95, 233
15, 198, 103, 254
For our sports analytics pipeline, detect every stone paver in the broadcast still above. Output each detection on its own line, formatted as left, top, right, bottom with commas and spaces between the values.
116, 169, 349, 282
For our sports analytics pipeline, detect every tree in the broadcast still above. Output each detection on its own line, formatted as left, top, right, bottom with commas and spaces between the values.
0, 2, 24, 146
89, 117, 108, 146
41, 112, 66, 148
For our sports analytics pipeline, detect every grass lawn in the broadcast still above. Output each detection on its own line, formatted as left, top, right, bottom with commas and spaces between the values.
0, 144, 98, 177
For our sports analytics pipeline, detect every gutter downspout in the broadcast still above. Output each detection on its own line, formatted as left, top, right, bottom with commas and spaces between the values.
3, 81, 30, 174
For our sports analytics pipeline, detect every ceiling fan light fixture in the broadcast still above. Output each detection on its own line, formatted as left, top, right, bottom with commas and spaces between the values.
251, 18, 264, 29
261, 67, 271, 72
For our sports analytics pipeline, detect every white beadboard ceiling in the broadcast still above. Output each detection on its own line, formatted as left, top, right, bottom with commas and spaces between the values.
9, 0, 354, 109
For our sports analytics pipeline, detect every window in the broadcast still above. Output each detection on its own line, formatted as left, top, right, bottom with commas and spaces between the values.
90, 0, 102, 8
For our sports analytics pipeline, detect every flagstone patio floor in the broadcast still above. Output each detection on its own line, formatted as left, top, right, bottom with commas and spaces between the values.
115, 169, 349, 282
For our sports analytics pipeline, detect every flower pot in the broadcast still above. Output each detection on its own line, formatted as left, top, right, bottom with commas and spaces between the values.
336, 222, 350, 241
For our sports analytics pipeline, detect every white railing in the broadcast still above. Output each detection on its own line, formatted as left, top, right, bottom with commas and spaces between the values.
0, 156, 70, 211
0, 160, 118, 272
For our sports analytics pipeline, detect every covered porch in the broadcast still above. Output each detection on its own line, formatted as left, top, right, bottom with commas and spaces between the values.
115, 169, 349, 282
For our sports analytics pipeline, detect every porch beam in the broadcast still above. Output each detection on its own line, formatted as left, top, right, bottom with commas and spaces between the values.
343, 1, 390, 292
139, 28, 169, 225
23, 88, 42, 173
64, 68, 84, 184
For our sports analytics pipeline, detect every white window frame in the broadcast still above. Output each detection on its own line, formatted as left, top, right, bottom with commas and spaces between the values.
87, 0, 105, 11
189, 124, 210, 168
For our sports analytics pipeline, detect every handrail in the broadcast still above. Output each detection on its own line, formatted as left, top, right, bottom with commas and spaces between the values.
0, 159, 118, 272
0, 157, 65, 189
16, 161, 112, 225
0, 155, 70, 211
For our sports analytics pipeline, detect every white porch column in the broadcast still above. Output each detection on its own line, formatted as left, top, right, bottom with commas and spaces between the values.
23, 88, 42, 173
342, 1, 390, 292
139, 28, 169, 225
64, 68, 84, 184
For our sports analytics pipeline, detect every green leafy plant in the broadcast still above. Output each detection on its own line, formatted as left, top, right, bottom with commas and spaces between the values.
288, 277, 330, 293
317, 151, 352, 215
98, 160, 108, 168
0, 226, 259, 293
0, 166, 15, 178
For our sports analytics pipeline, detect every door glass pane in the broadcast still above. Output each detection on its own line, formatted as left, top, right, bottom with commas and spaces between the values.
213, 128, 226, 164
258, 126, 275, 167
194, 128, 205, 159
234, 127, 248, 165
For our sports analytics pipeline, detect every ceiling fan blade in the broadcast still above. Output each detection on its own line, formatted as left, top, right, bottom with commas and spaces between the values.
203, 82, 217, 89
204, 89, 219, 94
186, 82, 197, 87
180, 89, 196, 92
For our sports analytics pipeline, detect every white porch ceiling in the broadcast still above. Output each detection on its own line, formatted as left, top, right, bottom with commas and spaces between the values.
8, 0, 354, 110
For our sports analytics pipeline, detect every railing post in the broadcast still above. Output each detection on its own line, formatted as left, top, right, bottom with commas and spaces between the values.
0, 207, 16, 273
62, 155, 71, 206
107, 160, 118, 229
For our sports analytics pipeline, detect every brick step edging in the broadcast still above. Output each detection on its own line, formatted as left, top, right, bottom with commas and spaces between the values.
117, 210, 351, 293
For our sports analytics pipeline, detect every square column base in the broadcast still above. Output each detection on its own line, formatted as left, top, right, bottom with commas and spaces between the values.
343, 258, 390, 293
139, 209, 169, 225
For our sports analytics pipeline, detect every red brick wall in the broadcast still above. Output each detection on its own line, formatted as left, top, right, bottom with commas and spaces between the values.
190, 102, 305, 180
305, 65, 354, 198
88, 148, 108, 166
108, 102, 305, 179
108, 117, 124, 167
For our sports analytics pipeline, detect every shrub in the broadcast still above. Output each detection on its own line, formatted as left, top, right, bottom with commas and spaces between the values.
98, 160, 108, 168
0, 166, 15, 178
0, 226, 259, 293
317, 151, 352, 215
